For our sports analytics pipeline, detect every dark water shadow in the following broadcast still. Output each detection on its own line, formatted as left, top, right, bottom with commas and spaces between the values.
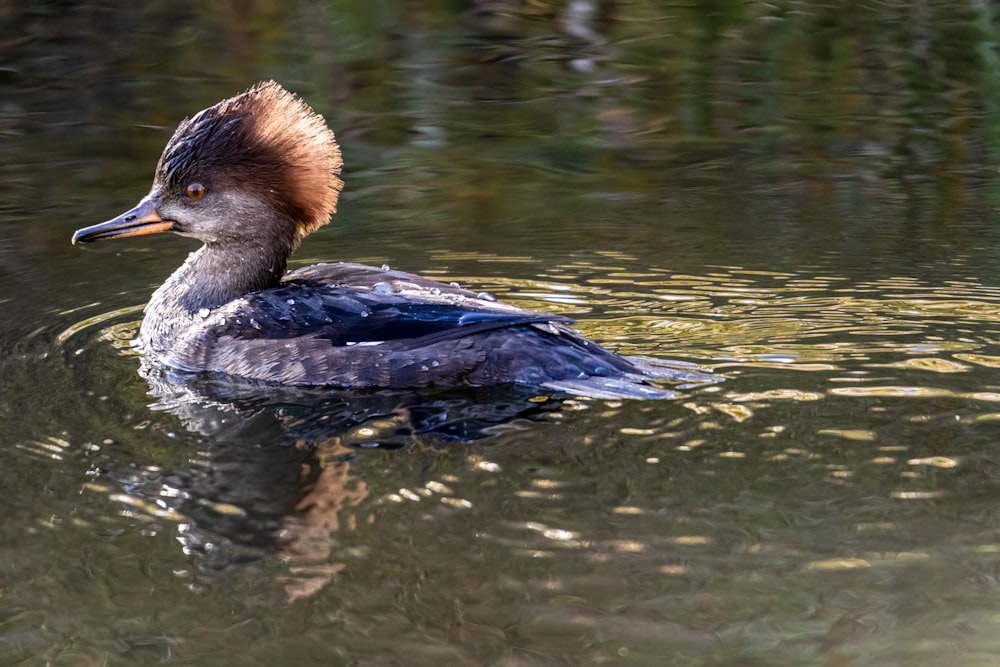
126, 361, 574, 591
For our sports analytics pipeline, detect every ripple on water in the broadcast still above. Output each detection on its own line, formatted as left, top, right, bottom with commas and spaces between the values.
55, 303, 143, 353
431, 260, 1000, 410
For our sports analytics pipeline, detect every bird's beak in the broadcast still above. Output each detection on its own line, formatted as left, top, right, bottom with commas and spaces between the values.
72, 195, 174, 244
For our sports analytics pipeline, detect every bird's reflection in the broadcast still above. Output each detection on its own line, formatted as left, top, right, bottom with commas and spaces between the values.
136, 360, 569, 599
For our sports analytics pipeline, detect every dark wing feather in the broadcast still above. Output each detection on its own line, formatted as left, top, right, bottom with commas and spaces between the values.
213, 285, 567, 349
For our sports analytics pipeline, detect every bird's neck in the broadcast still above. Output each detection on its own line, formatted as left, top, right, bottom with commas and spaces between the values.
139, 236, 294, 351
167, 241, 290, 310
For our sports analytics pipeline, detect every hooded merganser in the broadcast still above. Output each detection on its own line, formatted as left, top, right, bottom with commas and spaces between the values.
71, 81, 693, 398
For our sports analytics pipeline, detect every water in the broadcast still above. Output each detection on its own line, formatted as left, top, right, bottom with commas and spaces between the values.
6, 3, 1000, 665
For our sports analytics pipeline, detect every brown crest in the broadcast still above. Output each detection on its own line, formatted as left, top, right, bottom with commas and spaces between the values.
156, 81, 343, 242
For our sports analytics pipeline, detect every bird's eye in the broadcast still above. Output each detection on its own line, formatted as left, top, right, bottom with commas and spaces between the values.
185, 183, 206, 199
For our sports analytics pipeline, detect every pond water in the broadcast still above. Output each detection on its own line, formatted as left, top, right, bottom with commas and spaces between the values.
6, 3, 1000, 666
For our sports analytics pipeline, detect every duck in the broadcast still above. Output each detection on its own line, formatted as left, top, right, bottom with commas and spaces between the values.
71, 80, 689, 399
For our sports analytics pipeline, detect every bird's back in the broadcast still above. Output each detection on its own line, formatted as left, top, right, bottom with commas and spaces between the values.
150, 262, 694, 397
